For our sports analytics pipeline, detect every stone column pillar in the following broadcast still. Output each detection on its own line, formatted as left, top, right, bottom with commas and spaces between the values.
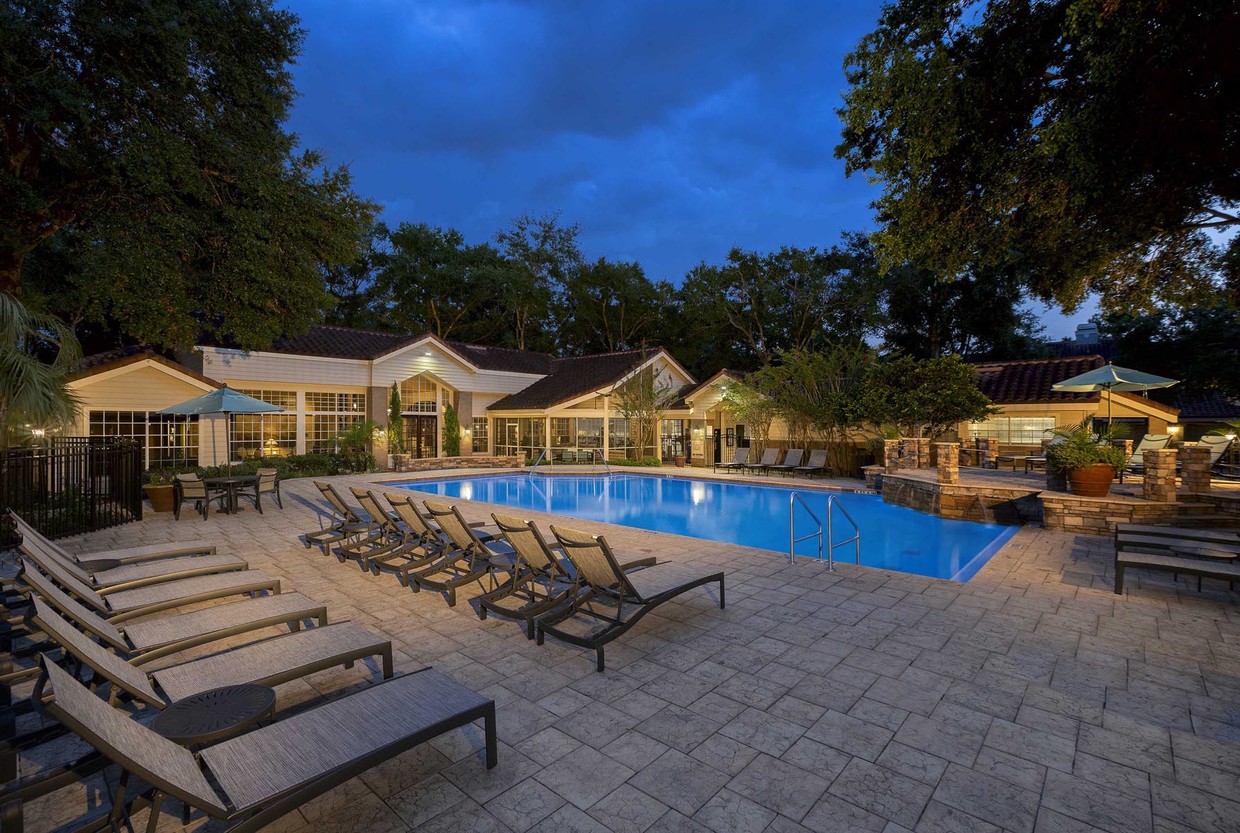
884, 439, 901, 474
978, 437, 996, 469
1114, 439, 1133, 458
1181, 445, 1213, 493
915, 438, 933, 468
937, 442, 960, 485
1143, 448, 1177, 503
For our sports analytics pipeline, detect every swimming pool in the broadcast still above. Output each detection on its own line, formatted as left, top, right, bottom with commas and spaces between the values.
392, 473, 1016, 582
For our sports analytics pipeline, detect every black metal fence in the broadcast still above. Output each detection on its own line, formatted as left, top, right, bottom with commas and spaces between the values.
0, 437, 143, 541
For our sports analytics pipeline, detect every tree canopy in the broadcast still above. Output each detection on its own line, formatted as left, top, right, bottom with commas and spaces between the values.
3, 0, 374, 350
836, 0, 1240, 314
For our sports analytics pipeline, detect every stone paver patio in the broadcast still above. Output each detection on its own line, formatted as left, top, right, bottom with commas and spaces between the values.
17, 469, 1240, 833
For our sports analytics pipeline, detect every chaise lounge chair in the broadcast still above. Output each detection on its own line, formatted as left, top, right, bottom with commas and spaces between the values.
766, 449, 804, 476
713, 447, 749, 473
372, 492, 454, 584
539, 525, 725, 671
794, 449, 830, 478
32, 598, 393, 706
11, 511, 218, 565
303, 481, 374, 554
476, 514, 578, 638
746, 447, 780, 475
1120, 433, 1172, 481
335, 488, 408, 567
33, 656, 495, 833
410, 502, 515, 606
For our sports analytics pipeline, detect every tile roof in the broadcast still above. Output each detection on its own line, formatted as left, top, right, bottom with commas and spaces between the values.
489, 349, 653, 410
262, 325, 557, 372
971, 355, 1106, 403
68, 347, 220, 388
443, 341, 554, 375
1174, 390, 1240, 420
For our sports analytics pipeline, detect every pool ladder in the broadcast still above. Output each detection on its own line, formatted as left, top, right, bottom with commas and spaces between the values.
527, 448, 612, 477
789, 492, 860, 571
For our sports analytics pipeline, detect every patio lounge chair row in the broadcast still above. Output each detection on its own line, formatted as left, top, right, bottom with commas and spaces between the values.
304, 482, 725, 671
1111, 522, 1240, 594
712, 447, 832, 477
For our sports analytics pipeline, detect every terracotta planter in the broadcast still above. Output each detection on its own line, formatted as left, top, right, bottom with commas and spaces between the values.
1066, 464, 1115, 498
674, 456, 686, 468
143, 484, 175, 512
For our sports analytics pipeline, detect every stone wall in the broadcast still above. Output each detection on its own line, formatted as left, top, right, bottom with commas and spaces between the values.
1039, 494, 1180, 535
392, 455, 523, 473
881, 474, 1042, 525
883, 438, 933, 471
1142, 448, 1177, 503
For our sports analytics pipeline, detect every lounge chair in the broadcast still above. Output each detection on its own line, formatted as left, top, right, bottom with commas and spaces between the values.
18, 532, 247, 593
10, 511, 218, 565
713, 447, 749, 473
1200, 435, 1235, 476
374, 492, 451, 584
1114, 548, 1240, 595
336, 488, 407, 566
477, 514, 577, 638
21, 565, 327, 664
18, 550, 281, 624
766, 449, 804, 476
411, 502, 515, 606
1114, 523, 1239, 544
1119, 433, 1172, 481
33, 656, 495, 832
794, 449, 830, 478
1021, 434, 1069, 472
540, 525, 725, 671
32, 598, 393, 706
303, 481, 373, 554
746, 447, 780, 474
237, 467, 283, 513
173, 472, 228, 520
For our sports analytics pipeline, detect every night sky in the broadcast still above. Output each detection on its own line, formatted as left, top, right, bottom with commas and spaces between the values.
280, 1, 1083, 338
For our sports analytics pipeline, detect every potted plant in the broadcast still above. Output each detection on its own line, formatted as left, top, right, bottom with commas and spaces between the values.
1046, 419, 1129, 497
142, 468, 178, 512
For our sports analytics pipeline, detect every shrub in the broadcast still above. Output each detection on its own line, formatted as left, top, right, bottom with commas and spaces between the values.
612, 456, 664, 467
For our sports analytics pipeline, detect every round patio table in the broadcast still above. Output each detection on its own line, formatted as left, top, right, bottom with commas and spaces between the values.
203, 475, 258, 514
151, 683, 276, 746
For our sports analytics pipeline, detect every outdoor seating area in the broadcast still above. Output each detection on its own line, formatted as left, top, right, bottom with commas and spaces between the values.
3, 473, 1239, 833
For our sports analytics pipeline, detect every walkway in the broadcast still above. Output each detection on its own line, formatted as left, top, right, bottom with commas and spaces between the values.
21, 469, 1240, 833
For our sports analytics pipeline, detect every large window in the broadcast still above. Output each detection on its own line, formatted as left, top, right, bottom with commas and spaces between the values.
305, 391, 367, 453
660, 419, 687, 459
399, 377, 439, 413
550, 417, 603, 462
493, 418, 545, 461
231, 389, 296, 460
608, 417, 636, 460
471, 417, 488, 454
89, 410, 198, 468
969, 417, 1056, 445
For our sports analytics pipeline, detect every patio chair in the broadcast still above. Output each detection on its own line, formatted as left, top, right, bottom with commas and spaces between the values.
1114, 548, 1240, 595
303, 481, 373, 554
21, 564, 327, 664
335, 488, 407, 566
31, 598, 393, 707
766, 449, 805, 476
10, 511, 217, 566
713, 447, 749, 473
33, 656, 495, 833
173, 473, 228, 520
236, 467, 283, 513
18, 549, 281, 624
794, 449, 830, 478
1121, 433, 1172, 480
18, 532, 247, 594
1115, 523, 1239, 545
746, 447, 781, 474
476, 514, 578, 638
541, 525, 725, 671
409, 502, 516, 606
1022, 434, 1070, 472
375, 492, 452, 585
1200, 435, 1234, 474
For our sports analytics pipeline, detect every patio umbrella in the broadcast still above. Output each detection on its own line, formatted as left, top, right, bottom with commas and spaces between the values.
1051, 363, 1178, 426
156, 385, 284, 473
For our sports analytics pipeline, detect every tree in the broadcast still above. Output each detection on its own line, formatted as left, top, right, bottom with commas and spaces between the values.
323, 224, 386, 330
613, 360, 678, 459
495, 212, 581, 351
442, 403, 461, 457
836, 0, 1240, 314
719, 380, 779, 458
1098, 303, 1240, 401
2, 0, 374, 349
870, 355, 998, 440
387, 383, 405, 455
0, 293, 80, 449
555, 258, 668, 355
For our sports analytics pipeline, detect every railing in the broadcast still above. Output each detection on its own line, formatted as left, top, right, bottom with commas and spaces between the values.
590, 448, 612, 475
825, 495, 861, 570
789, 492, 823, 564
527, 448, 547, 477
0, 437, 143, 541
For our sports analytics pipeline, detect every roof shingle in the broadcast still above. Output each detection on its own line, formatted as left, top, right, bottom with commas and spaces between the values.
972, 356, 1106, 404
489, 350, 653, 410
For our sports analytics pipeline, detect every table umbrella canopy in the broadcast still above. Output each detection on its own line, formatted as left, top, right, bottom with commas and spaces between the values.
1051, 363, 1178, 425
156, 386, 283, 416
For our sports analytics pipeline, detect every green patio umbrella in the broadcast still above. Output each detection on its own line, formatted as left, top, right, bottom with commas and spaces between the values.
1051, 363, 1178, 426
156, 385, 283, 473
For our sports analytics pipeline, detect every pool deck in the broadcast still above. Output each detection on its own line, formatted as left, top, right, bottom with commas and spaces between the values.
16, 468, 1240, 833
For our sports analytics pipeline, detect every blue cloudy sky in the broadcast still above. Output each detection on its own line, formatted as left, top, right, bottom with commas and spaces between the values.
280, 0, 1083, 338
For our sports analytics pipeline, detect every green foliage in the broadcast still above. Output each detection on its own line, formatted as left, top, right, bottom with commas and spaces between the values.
1046, 418, 1129, 472
143, 451, 374, 484
611, 456, 664, 467
720, 380, 779, 458
336, 419, 381, 455
4, 0, 376, 349
1098, 303, 1240, 401
442, 403, 461, 457
495, 212, 582, 352
869, 355, 998, 439
556, 258, 669, 355
614, 360, 679, 458
387, 383, 405, 455
836, 0, 1237, 314
0, 293, 80, 449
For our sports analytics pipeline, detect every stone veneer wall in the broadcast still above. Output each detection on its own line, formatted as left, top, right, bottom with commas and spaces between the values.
1039, 494, 1180, 535
393, 455, 523, 473
1183, 492, 1240, 520
881, 475, 1042, 525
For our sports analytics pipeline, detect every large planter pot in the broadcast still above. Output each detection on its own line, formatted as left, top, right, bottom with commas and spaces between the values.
674, 456, 686, 468
1066, 464, 1115, 498
143, 484, 175, 512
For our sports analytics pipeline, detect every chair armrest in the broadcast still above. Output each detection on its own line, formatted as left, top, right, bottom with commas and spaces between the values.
619, 556, 658, 571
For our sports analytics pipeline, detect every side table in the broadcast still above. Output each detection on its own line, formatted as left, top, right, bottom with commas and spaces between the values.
151, 683, 276, 746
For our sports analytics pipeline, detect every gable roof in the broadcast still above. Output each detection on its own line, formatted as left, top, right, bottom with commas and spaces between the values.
68, 347, 220, 389
972, 356, 1106, 404
488, 349, 655, 411
258, 325, 555, 372
1174, 390, 1240, 420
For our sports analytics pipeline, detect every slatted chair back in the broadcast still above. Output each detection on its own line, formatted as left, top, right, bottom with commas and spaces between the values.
314, 481, 362, 523
175, 473, 209, 500
1199, 435, 1233, 466
1134, 434, 1171, 454
730, 447, 749, 466
781, 449, 804, 467
256, 468, 278, 493
423, 501, 488, 554
754, 448, 779, 467
350, 488, 396, 533
20, 562, 128, 651
10, 512, 80, 566
384, 493, 442, 545
32, 599, 166, 707
549, 525, 632, 595
17, 533, 92, 582
36, 658, 229, 817
492, 514, 567, 576
19, 549, 109, 613
803, 449, 828, 468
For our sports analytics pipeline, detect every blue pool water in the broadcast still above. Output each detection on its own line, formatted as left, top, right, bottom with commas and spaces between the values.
393, 474, 1016, 582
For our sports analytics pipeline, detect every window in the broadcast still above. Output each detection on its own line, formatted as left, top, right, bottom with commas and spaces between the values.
493, 418, 545, 461
609, 417, 636, 460
660, 419, 686, 459
471, 417, 488, 454
89, 410, 198, 468
969, 417, 1056, 445
231, 389, 297, 460
551, 418, 573, 450
399, 377, 439, 413
305, 391, 367, 453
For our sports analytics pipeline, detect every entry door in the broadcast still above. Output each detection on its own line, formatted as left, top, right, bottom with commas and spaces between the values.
404, 416, 438, 459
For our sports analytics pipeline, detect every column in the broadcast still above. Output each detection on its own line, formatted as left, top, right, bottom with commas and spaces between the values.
915, 437, 932, 468
884, 439, 901, 474
1181, 445, 1213, 493
978, 437, 996, 469
937, 442, 960, 485
1142, 448, 1177, 502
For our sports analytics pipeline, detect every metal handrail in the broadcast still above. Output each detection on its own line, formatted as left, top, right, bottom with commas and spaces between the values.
788, 492, 823, 564
527, 449, 547, 477
825, 494, 861, 571
591, 448, 613, 475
